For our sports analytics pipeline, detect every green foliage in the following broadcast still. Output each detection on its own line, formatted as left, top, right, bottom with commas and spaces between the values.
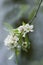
22, 22, 26, 25
29, 8, 37, 21
15, 47, 20, 63
25, 34, 30, 49
15, 48, 20, 56
12, 29, 20, 34
4, 23, 13, 32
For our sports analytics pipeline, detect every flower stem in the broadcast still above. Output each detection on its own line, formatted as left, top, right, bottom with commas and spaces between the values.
29, 0, 42, 24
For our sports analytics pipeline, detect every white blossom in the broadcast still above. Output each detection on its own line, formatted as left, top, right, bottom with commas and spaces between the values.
4, 35, 13, 46
25, 24, 34, 32
22, 42, 28, 48
4, 34, 19, 49
4, 23, 33, 49
14, 41, 18, 47
17, 45, 21, 48
13, 36, 19, 41
18, 23, 34, 38
18, 26, 24, 33
28, 25, 34, 32
4, 23, 34, 60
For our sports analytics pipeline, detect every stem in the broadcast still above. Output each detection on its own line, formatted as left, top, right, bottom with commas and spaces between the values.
29, 0, 42, 24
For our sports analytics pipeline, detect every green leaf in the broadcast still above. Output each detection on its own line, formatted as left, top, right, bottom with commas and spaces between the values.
25, 34, 29, 43
13, 29, 19, 33
15, 48, 20, 63
28, 42, 30, 49
29, 8, 36, 21
25, 34, 30, 49
12, 29, 20, 34
15, 48, 20, 55
4, 23, 13, 32
22, 22, 26, 25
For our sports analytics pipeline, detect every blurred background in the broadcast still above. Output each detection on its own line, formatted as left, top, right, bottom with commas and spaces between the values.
0, 0, 43, 65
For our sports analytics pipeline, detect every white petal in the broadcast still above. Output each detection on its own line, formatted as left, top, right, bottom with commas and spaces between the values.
30, 30, 34, 32
17, 45, 21, 49
8, 54, 14, 60
29, 25, 33, 29
23, 32, 26, 37
14, 36, 19, 41
18, 26, 24, 32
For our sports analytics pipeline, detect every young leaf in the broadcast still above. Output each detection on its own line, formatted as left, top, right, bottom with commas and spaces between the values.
22, 22, 26, 25
29, 8, 36, 21
4, 23, 13, 32
12, 29, 20, 34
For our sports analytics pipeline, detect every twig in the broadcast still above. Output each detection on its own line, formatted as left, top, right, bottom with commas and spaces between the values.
29, 0, 42, 24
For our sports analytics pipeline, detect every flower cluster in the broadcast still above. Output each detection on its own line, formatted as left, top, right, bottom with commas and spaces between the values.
4, 35, 19, 49
18, 23, 33, 37
4, 23, 33, 51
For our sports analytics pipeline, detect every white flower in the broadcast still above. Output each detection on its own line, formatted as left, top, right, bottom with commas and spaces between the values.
22, 42, 28, 48
18, 23, 34, 38
18, 26, 24, 33
4, 35, 13, 46
28, 25, 34, 32
14, 41, 18, 47
17, 45, 21, 49
4, 34, 19, 49
13, 36, 19, 41
4, 23, 34, 51
25, 24, 30, 29
25, 24, 34, 32
18, 24, 33, 33
23, 24, 33, 37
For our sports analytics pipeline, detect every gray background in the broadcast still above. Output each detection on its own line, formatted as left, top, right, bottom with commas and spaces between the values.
0, 0, 43, 65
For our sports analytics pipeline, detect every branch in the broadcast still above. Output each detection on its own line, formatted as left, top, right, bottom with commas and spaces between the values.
29, 0, 42, 24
